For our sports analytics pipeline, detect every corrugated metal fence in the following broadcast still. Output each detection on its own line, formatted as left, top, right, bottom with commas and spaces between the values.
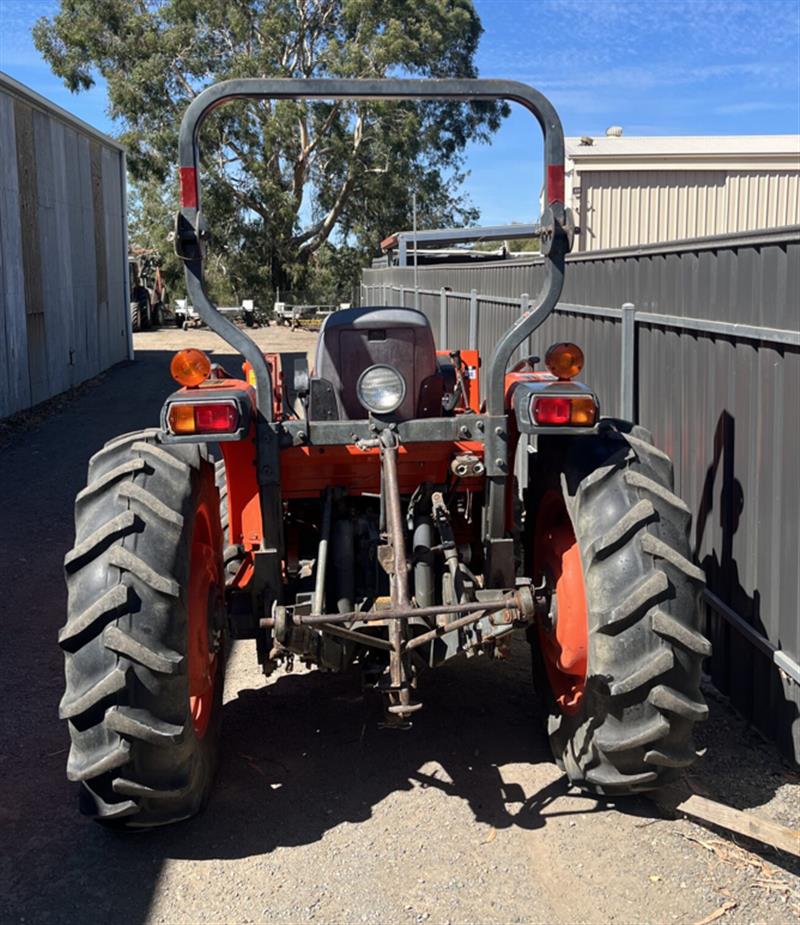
362, 225, 800, 761
0, 73, 130, 419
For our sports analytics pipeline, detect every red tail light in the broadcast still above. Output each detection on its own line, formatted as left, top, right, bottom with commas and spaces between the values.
533, 396, 597, 426
195, 403, 239, 432
534, 397, 571, 425
168, 401, 240, 435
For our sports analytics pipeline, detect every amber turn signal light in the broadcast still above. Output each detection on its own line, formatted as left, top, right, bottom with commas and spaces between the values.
545, 342, 584, 380
170, 349, 211, 387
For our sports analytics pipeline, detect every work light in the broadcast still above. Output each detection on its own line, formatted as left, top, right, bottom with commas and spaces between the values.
356, 364, 406, 414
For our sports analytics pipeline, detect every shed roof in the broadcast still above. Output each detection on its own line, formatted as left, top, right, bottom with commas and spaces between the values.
566, 134, 800, 160
0, 70, 125, 152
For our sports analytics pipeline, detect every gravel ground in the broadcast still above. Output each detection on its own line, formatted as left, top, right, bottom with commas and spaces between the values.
0, 326, 797, 925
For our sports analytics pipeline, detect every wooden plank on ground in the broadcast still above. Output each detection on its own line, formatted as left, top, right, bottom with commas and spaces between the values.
657, 791, 800, 858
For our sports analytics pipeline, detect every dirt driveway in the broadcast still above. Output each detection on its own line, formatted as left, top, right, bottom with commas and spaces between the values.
1, 326, 798, 925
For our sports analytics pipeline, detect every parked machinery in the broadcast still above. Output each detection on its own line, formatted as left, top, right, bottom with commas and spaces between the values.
60, 80, 709, 827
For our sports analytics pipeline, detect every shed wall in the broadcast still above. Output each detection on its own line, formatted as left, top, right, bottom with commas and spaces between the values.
576, 168, 800, 251
0, 80, 129, 419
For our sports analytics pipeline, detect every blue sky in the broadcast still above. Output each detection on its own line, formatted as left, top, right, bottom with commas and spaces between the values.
1, 0, 799, 225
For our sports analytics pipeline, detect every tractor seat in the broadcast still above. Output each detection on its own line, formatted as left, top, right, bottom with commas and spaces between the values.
311, 306, 440, 420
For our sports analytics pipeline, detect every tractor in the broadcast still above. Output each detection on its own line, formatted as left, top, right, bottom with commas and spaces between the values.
128, 250, 167, 332
59, 80, 710, 827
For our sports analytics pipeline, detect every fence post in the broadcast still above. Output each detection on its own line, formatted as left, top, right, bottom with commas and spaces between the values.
620, 302, 636, 421
520, 292, 530, 359
468, 288, 478, 350
400, 286, 406, 308
439, 288, 448, 349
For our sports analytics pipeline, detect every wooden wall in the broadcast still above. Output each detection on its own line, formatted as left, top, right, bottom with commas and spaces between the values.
0, 83, 128, 418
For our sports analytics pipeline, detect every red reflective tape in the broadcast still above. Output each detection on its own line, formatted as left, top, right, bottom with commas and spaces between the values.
547, 164, 565, 204
180, 166, 198, 209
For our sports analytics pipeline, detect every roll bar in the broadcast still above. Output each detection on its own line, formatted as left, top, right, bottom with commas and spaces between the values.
174, 78, 573, 418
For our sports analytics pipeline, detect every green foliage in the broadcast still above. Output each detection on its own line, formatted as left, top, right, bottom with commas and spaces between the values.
470, 237, 540, 254
35, 0, 505, 305
512, 237, 541, 253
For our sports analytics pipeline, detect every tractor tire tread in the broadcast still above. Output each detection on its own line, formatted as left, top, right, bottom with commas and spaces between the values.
623, 470, 691, 514
76, 459, 149, 504
651, 608, 712, 656
58, 584, 130, 650
609, 648, 675, 696
534, 420, 710, 796
105, 706, 185, 745
641, 534, 706, 583
649, 684, 709, 721
60, 429, 223, 827
587, 498, 655, 562
64, 511, 139, 572
215, 458, 244, 583
594, 570, 669, 635
107, 546, 180, 597
644, 746, 698, 768
88, 430, 159, 474
118, 481, 184, 527
59, 665, 129, 720
130, 441, 193, 474
112, 778, 192, 801
584, 765, 658, 790
67, 739, 131, 782
594, 714, 671, 753
102, 625, 183, 674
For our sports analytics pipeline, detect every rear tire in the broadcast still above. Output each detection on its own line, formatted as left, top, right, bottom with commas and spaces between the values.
529, 420, 710, 795
60, 430, 225, 826
130, 301, 140, 333
215, 458, 245, 583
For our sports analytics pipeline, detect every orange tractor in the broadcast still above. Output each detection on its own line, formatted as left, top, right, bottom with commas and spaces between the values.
59, 80, 709, 826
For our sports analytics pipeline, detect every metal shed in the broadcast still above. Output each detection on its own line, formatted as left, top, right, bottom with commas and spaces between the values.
0, 71, 130, 419
564, 132, 800, 251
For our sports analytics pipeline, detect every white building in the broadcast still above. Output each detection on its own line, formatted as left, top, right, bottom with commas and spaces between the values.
564, 130, 800, 251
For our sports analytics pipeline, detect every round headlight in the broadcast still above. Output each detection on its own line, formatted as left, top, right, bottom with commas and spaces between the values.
356, 364, 406, 414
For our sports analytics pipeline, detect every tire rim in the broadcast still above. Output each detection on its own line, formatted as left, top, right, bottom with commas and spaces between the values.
533, 489, 588, 714
188, 498, 221, 738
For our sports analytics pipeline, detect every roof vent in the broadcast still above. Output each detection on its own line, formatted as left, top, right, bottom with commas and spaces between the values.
606, 125, 623, 137
579, 135, 594, 146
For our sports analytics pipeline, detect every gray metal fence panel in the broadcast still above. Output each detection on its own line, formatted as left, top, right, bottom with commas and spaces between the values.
363, 225, 800, 761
